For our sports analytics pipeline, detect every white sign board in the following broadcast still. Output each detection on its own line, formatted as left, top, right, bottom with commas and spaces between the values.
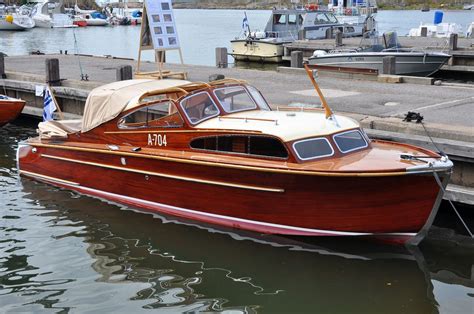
144, 0, 180, 50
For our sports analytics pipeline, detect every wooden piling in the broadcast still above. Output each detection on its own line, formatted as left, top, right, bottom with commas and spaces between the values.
421, 27, 428, 37
298, 29, 306, 40
335, 30, 343, 47
45, 58, 60, 86
215, 47, 228, 68
449, 33, 458, 51
382, 56, 396, 75
116, 65, 133, 81
291, 51, 303, 68
0, 54, 5, 79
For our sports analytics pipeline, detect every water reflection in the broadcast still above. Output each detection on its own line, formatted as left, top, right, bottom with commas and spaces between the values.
1, 122, 473, 313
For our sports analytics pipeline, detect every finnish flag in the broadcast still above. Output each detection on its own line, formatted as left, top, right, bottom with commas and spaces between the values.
43, 87, 56, 121
242, 13, 249, 30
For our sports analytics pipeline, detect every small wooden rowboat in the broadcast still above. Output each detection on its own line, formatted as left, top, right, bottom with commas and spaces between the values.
17, 77, 453, 243
0, 95, 25, 127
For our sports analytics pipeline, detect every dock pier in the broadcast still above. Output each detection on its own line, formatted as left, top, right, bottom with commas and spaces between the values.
1, 53, 473, 207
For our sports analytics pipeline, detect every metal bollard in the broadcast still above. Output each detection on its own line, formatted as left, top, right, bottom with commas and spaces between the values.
449, 33, 458, 51
420, 27, 428, 37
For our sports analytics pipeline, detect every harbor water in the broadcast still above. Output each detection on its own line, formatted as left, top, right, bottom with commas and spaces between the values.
1, 120, 474, 312
0, 10, 473, 66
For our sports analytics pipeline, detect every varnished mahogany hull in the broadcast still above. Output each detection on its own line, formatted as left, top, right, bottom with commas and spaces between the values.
0, 100, 26, 127
18, 145, 443, 236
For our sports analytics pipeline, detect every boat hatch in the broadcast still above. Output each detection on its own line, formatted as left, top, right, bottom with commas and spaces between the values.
118, 100, 184, 129
190, 135, 289, 159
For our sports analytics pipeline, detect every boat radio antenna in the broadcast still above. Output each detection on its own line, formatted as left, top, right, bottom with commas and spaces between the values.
303, 64, 335, 121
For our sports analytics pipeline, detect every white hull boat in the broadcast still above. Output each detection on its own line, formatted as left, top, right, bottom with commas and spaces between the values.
309, 50, 451, 76
0, 4, 35, 30
32, 1, 76, 28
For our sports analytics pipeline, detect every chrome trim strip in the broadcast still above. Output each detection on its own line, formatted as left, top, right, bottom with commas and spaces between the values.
41, 154, 284, 193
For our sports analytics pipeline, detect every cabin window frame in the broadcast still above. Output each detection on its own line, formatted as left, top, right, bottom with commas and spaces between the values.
246, 85, 271, 111
189, 135, 289, 160
117, 99, 184, 129
332, 129, 368, 154
179, 91, 221, 126
292, 137, 335, 161
288, 14, 297, 24
212, 86, 258, 114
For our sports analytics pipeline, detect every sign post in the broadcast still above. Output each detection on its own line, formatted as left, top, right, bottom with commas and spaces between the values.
136, 0, 187, 79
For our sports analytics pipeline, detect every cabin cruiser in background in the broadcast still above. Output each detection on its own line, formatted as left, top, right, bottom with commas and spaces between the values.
408, 10, 463, 38
230, 4, 375, 63
328, 0, 377, 33
0, 3, 35, 30
73, 4, 108, 26
308, 31, 451, 76
32, 0, 76, 28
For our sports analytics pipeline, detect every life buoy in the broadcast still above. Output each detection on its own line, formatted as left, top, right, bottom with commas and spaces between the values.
305, 4, 318, 11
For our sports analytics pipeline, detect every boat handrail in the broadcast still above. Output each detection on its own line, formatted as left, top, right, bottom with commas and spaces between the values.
329, 49, 359, 54
276, 106, 324, 112
209, 78, 248, 86
218, 116, 279, 125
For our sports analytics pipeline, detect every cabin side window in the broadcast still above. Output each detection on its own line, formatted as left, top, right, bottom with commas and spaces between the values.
333, 130, 368, 153
273, 14, 287, 25
288, 14, 297, 24
190, 136, 288, 159
180, 91, 220, 125
293, 137, 334, 161
213, 86, 257, 113
314, 13, 329, 25
118, 101, 183, 129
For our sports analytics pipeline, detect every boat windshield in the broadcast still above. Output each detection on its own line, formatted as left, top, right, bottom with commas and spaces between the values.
213, 86, 257, 113
333, 130, 368, 153
180, 91, 220, 125
314, 12, 338, 24
214, 85, 270, 113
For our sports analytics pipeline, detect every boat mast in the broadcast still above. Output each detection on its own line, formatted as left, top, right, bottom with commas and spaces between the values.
303, 64, 334, 120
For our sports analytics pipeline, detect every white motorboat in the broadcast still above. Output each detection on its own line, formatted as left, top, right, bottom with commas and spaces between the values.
408, 11, 463, 38
230, 4, 375, 63
0, 3, 35, 30
32, 0, 76, 28
308, 32, 451, 76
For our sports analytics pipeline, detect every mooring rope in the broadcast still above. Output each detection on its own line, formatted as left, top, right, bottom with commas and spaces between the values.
72, 27, 87, 81
404, 112, 473, 238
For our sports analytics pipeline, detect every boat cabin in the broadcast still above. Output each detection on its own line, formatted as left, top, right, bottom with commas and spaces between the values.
263, 8, 343, 40
38, 79, 371, 165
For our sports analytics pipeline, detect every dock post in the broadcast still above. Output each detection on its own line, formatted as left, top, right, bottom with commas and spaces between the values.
291, 51, 303, 68
298, 29, 306, 40
0, 54, 5, 79
449, 33, 458, 51
215, 47, 228, 68
335, 30, 343, 46
116, 65, 133, 81
382, 56, 396, 75
420, 27, 428, 37
46, 58, 61, 86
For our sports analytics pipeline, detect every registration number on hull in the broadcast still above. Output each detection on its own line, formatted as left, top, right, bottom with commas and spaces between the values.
147, 134, 167, 146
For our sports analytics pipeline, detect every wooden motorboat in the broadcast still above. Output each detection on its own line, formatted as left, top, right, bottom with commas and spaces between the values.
0, 95, 25, 127
17, 77, 453, 242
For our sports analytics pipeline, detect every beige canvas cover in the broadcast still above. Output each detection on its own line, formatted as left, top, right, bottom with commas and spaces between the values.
81, 79, 191, 132
38, 119, 82, 139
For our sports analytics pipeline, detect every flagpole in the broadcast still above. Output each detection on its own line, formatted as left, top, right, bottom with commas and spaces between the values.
47, 84, 64, 120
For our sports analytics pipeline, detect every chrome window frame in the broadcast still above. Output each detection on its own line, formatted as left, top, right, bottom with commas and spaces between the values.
292, 137, 334, 161
179, 91, 220, 126
212, 86, 257, 114
332, 129, 368, 154
117, 100, 183, 129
